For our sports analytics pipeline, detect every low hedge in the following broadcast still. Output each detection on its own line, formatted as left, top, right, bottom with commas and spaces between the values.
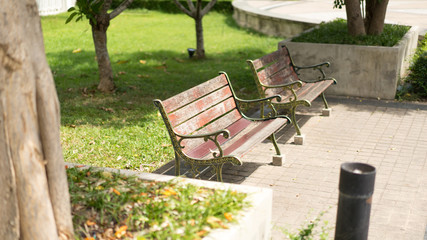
111, 0, 233, 13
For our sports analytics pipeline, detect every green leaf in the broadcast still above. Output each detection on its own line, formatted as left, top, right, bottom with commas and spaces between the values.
65, 12, 78, 24
92, 1, 104, 14
75, 15, 83, 22
67, 7, 76, 12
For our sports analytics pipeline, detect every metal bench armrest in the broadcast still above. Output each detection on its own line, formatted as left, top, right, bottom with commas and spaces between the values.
294, 62, 336, 83
176, 129, 230, 158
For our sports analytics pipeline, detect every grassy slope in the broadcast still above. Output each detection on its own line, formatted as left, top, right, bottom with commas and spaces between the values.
41, 10, 282, 171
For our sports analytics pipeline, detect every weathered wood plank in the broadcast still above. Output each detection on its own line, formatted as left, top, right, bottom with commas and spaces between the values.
184, 117, 252, 159
251, 47, 290, 70
180, 109, 243, 152
163, 74, 228, 114
173, 97, 236, 135
223, 118, 287, 157
168, 86, 233, 128
296, 80, 335, 103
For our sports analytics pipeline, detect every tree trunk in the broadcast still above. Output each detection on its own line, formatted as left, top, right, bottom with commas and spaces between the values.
195, 0, 205, 59
365, 0, 389, 35
91, 16, 115, 93
345, 0, 366, 36
195, 17, 206, 59
0, 0, 74, 239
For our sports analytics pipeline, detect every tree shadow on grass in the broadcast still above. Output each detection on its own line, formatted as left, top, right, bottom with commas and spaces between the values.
50, 47, 273, 129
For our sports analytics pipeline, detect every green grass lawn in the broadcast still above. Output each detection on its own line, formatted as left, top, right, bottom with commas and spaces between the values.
41, 9, 282, 171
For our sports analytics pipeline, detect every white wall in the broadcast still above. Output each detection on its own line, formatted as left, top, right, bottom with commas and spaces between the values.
36, 0, 76, 16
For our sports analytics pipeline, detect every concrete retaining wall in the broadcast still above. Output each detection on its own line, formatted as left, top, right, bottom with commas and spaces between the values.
278, 26, 419, 99
232, 0, 316, 38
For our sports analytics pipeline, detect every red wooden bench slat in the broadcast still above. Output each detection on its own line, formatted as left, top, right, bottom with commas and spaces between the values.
223, 118, 287, 157
173, 97, 237, 135
297, 80, 335, 102
251, 48, 289, 70
168, 85, 233, 128
180, 109, 243, 152
184, 117, 252, 159
162, 74, 228, 114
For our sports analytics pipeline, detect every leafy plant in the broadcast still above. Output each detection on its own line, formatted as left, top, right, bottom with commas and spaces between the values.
292, 19, 410, 47
66, 0, 104, 24
67, 166, 250, 239
397, 34, 427, 101
278, 210, 332, 240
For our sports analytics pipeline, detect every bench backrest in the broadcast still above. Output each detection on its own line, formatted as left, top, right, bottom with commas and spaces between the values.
155, 73, 243, 152
247, 46, 300, 98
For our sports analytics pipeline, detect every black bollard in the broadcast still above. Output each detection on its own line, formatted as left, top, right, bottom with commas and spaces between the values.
335, 162, 376, 240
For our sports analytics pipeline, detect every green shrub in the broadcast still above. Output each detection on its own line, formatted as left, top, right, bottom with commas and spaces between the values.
111, 0, 233, 13
278, 209, 331, 240
292, 18, 410, 47
401, 35, 427, 99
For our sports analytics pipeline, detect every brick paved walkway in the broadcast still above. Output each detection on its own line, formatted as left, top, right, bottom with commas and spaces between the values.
156, 97, 427, 239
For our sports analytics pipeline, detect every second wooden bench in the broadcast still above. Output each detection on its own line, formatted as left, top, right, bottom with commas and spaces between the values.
247, 45, 337, 145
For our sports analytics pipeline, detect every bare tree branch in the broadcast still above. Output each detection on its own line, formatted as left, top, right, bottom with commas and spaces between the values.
186, 0, 196, 13
110, 0, 134, 19
201, 0, 217, 16
173, 0, 193, 17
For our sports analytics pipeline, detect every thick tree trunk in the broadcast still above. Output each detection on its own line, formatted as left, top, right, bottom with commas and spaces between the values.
91, 16, 115, 93
0, 0, 74, 239
365, 0, 389, 35
345, 0, 366, 36
195, 17, 206, 59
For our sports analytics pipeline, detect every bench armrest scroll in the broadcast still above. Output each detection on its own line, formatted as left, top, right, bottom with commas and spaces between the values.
235, 95, 291, 123
294, 62, 336, 83
176, 129, 230, 158
261, 80, 303, 89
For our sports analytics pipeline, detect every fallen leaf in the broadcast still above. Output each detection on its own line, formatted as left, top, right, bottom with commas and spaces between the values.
115, 225, 128, 238
101, 107, 114, 113
162, 188, 177, 196
139, 60, 147, 64
72, 48, 82, 53
174, 58, 185, 63
224, 212, 233, 221
101, 171, 113, 179
86, 220, 96, 226
116, 60, 129, 64
196, 230, 207, 237
207, 216, 225, 228
118, 71, 126, 75
112, 188, 121, 195
155, 65, 166, 70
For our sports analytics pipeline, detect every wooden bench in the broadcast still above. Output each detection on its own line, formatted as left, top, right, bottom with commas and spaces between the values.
247, 45, 336, 145
153, 72, 290, 182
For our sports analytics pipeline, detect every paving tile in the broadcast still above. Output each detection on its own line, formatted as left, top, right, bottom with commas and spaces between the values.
155, 96, 427, 239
